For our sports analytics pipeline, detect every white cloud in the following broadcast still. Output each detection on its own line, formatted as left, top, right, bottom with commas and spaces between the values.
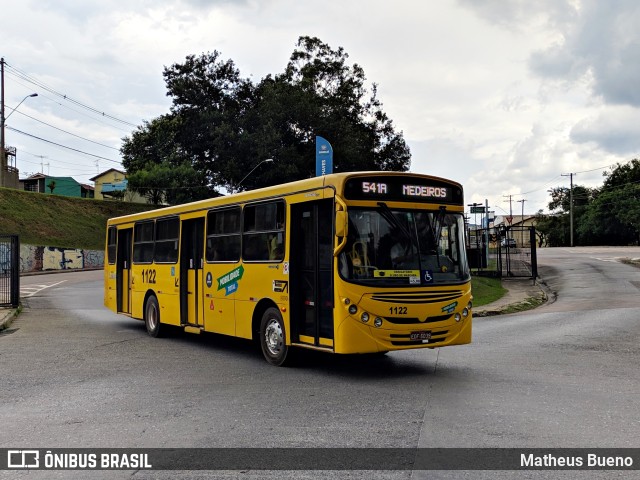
571, 106, 640, 155
1, 0, 638, 206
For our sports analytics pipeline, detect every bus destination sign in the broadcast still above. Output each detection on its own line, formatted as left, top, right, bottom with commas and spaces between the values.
344, 176, 463, 205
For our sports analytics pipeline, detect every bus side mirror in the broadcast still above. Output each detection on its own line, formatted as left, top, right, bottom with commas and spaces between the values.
335, 210, 347, 237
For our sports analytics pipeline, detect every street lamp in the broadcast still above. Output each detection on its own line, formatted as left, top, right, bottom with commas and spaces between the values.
1, 92, 38, 187
235, 158, 274, 192
4, 93, 38, 121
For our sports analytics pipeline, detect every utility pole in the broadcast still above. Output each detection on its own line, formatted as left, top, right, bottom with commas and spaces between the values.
503, 194, 513, 219
561, 173, 575, 247
503, 194, 514, 235
517, 199, 526, 246
1, 58, 37, 188
484, 198, 490, 265
1, 57, 6, 188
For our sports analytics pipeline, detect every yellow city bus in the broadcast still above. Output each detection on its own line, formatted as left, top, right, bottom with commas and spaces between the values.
104, 172, 472, 365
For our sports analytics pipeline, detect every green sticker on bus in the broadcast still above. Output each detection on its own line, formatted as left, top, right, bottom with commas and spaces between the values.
217, 265, 244, 295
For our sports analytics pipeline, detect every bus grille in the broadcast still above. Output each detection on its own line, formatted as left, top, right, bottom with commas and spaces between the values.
370, 290, 463, 304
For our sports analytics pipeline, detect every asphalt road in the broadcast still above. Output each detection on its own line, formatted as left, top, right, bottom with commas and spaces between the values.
1, 246, 639, 479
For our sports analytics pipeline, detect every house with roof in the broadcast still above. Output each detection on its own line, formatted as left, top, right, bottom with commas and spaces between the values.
20, 174, 94, 198
90, 168, 146, 204
491, 214, 538, 248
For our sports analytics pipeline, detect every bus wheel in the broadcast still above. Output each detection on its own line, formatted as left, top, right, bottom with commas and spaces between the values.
145, 295, 163, 338
260, 307, 289, 366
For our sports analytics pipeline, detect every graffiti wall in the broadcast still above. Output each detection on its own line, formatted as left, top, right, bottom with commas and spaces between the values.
19, 245, 104, 273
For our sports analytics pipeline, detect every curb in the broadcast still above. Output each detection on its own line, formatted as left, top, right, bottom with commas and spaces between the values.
20, 267, 103, 277
474, 289, 547, 317
474, 278, 552, 317
0, 307, 20, 331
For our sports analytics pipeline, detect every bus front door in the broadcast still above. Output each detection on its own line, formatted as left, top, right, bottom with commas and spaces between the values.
116, 228, 132, 314
180, 218, 205, 327
290, 199, 334, 348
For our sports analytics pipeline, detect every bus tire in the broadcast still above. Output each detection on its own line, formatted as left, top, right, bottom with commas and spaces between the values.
144, 294, 163, 338
260, 307, 289, 366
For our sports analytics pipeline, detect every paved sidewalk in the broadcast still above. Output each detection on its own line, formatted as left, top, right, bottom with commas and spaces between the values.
474, 277, 549, 317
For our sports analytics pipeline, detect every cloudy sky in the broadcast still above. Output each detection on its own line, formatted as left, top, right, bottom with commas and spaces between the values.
2, 0, 640, 215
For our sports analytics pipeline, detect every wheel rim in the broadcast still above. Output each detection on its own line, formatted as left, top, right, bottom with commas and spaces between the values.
264, 318, 283, 356
147, 302, 158, 331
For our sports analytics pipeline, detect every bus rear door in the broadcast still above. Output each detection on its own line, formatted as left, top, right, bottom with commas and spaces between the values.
180, 218, 205, 328
116, 228, 132, 314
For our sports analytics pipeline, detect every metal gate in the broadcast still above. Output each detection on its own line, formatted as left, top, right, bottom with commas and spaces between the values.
0, 235, 20, 307
497, 226, 537, 278
469, 226, 537, 279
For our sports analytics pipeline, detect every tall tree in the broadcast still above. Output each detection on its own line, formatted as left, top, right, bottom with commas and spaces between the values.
120, 37, 411, 202
121, 114, 214, 203
579, 159, 640, 245
540, 160, 640, 246
542, 185, 594, 246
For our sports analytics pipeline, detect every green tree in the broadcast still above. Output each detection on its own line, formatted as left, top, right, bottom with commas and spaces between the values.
127, 162, 211, 205
535, 211, 569, 247
578, 187, 638, 245
579, 159, 640, 245
542, 160, 640, 246
47, 180, 56, 193
122, 114, 215, 204
121, 36, 411, 198
542, 185, 594, 246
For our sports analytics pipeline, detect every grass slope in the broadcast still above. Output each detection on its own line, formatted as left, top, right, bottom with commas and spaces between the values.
0, 188, 156, 250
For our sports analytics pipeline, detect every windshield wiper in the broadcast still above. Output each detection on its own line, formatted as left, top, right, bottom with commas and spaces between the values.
377, 202, 415, 247
432, 206, 447, 247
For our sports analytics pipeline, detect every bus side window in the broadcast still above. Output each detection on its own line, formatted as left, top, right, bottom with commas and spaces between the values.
242, 201, 285, 262
154, 217, 179, 263
133, 221, 154, 264
107, 226, 117, 264
206, 207, 241, 262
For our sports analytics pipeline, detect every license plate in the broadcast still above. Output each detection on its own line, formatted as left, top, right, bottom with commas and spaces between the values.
410, 331, 432, 341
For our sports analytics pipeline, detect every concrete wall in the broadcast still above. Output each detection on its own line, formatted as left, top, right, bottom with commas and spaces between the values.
19, 245, 104, 273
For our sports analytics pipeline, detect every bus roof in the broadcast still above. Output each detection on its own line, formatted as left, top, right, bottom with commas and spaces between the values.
106, 171, 463, 224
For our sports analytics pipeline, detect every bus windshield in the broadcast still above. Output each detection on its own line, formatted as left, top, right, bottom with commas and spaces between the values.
339, 206, 470, 285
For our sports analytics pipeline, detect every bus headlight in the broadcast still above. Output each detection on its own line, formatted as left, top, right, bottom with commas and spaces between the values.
361, 312, 370, 323
348, 305, 358, 315
373, 317, 383, 328
467, 301, 473, 310
454, 313, 462, 322
462, 308, 469, 318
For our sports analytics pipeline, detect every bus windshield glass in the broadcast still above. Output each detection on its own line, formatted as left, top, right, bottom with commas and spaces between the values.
339, 206, 470, 285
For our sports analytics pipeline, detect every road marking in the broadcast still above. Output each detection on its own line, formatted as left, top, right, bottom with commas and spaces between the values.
20, 280, 67, 298
591, 257, 621, 263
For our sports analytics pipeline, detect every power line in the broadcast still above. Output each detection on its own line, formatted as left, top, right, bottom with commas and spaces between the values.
6, 74, 134, 133
7, 126, 122, 164
574, 163, 619, 174
8, 108, 120, 150
4, 61, 138, 128
519, 175, 563, 195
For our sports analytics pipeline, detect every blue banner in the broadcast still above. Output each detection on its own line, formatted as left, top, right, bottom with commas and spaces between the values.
315, 136, 333, 176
